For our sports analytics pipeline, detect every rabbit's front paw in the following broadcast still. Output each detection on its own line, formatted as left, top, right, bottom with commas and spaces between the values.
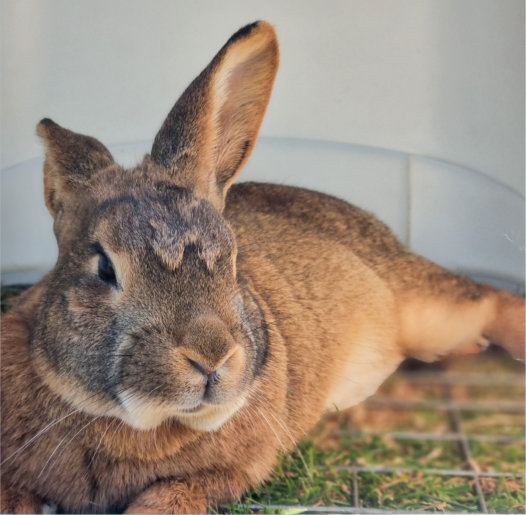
0, 485, 43, 514
125, 480, 207, 514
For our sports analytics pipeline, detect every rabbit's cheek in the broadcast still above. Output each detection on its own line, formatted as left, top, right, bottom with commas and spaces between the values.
65, 285, 117, 328
30, 348, 128, 421
33, 291, 113, 375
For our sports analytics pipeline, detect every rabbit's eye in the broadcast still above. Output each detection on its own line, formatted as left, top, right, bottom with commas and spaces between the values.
94, 247, 117, 286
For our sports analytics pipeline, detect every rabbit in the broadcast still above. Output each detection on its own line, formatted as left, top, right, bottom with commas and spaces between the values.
1, 21, 524, 514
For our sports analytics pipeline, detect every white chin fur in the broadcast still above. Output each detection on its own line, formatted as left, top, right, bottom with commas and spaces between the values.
175, 399, 246, 431
118, 390, 246, 431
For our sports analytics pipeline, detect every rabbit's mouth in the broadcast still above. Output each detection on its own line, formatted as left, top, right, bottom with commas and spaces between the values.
117, 388, 248, 431
174, 397, 247, 431
179, 404, 204, 414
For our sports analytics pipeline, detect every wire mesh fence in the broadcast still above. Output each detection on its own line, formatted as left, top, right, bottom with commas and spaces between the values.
233, 349, 525, 514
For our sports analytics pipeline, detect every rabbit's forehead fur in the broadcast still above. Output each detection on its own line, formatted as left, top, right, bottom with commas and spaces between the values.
88, 163, 236, 268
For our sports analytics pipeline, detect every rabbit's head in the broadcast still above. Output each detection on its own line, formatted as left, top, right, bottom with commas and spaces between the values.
30, 22, 279, 431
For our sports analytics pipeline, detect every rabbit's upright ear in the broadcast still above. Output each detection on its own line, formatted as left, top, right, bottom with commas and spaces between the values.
37, 118, 115, 217
151, 21, 279, 211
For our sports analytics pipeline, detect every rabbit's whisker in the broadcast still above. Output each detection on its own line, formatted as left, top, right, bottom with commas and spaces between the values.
2, 384, 136, 466
87, 418, 118, 467
37, 416, 101, 480
251, 406, 287, 453
0, 386, 112, 465
103, 419, 127, 458
84, 385, 162, 468
248, 387, 306, 440
1, 407, 82, 465
266, 410, 313, 484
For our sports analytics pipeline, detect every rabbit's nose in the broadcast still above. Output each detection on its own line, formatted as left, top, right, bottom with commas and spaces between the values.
186, 357, 220, 384
180, 315, 239, 378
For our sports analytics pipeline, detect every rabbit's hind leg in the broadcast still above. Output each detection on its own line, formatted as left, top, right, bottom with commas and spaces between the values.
395, 257, 525, 363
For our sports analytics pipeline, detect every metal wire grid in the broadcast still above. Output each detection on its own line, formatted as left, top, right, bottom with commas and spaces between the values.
245, 367, 525, 514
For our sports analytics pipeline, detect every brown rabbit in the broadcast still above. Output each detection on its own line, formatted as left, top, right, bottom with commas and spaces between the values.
1, 21, 524, 514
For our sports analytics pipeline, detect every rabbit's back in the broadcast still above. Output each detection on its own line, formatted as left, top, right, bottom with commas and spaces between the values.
225, 182, 520, 410
226, 182, 492, 303
226, 182, 404, 265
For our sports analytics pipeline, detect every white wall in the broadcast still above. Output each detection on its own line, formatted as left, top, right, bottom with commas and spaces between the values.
1, 0, 524, 287
2, 0, 524, 190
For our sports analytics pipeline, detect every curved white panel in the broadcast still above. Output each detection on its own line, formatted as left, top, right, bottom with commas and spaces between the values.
410, 156, 525, 285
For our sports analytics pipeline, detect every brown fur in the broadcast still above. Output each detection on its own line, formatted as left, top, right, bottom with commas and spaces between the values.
1, 21, 524, 514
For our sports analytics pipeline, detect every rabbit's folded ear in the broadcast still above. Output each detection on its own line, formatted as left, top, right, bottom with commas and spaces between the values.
151, 21, 279, 211
36, 118, 115, 217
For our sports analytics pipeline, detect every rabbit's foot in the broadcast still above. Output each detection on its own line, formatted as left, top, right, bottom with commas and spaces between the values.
453, 335, 491, 356
0, 485, 43, 514
125, 479, 207, 514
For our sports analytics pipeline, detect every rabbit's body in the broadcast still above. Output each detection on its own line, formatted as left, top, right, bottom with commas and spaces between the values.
1, 22, 523, 514
1, 183, 394, 513
2, 182, 400, 513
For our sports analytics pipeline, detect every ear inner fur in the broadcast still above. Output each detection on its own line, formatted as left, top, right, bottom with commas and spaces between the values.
151, 21, 279, 211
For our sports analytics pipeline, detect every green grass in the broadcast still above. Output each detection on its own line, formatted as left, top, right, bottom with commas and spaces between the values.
214, 440, 355, 513
1, 283, 30, 312
470, 440, 525, 474
215, 431, 524, 514
358, 471, 479, 511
